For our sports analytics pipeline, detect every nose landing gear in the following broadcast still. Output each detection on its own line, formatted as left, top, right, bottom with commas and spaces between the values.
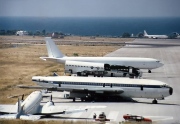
148, 70, 151, 73
152, 99, 157, 104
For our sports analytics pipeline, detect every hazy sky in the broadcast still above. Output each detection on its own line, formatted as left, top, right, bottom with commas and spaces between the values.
0, 0, 180, 17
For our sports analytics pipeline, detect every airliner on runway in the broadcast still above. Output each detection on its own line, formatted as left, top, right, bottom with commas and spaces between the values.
40, 37, 163, 73
19, 76, 173, 104
144, 30, 168, 39
0, 91, 87, 120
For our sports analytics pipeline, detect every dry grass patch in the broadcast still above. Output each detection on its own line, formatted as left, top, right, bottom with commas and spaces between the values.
0, 120, 155, 124
0, 120, 94, 124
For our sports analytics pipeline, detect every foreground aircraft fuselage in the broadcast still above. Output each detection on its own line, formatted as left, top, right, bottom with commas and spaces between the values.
31, 76, 173, 104
0, 91, 87, 120
40, 37, 163, 73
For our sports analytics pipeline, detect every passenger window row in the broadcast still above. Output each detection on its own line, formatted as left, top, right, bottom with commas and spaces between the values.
66, 65, 103, 69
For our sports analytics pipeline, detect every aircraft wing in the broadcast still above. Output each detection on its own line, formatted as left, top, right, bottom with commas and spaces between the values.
37, 105, 87, 115
0, 114, 18, 119
17, 85, 65, 91
0, 114, 41, 120
17, 85, 124, 94
0, 105, 17, 114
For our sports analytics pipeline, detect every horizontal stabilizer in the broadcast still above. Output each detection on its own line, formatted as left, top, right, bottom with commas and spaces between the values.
39, 57, 59, 62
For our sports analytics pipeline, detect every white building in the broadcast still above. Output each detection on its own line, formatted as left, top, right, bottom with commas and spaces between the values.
16, 31, 28, 36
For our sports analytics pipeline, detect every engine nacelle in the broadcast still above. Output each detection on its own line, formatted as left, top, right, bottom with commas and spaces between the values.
44, 101, 54, 107
41, 101, 54, 113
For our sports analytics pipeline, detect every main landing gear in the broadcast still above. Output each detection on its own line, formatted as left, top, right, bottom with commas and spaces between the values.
148, 70, 151, 73
152, 99, 158, 104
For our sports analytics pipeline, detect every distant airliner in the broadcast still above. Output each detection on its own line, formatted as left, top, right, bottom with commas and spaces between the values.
40, 37, 163, 73
144, 30, 168, 39
0, 91, 87, 120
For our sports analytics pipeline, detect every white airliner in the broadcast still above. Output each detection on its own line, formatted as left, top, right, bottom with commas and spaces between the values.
0, 91, 87, 120
40, 37, 163, 73
144, 30, 168, 39
19, 76, 173, 104
176, 33, 180, 39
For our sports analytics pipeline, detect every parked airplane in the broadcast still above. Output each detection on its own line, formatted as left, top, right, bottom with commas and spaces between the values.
40, 37, 163, 74
18, 76, 173, 104
176, 33, 180, 39
0, 91, 87, 120
144, 30, 168, 39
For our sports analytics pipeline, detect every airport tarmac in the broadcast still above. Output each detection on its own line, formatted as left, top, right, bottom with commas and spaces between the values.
42, 39, 180, 124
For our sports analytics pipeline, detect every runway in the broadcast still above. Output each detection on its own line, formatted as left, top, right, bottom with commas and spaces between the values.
43, 38, 180, 124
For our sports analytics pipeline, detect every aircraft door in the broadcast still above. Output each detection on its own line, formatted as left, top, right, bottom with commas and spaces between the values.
143, 62, 146, 68
104, 64, 110, 71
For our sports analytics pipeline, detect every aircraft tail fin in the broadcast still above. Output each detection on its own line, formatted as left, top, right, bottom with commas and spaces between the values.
144, 30, 148, 35
45, 37, 65, 58
53, 72, 59, 76
16, 98, 23, 119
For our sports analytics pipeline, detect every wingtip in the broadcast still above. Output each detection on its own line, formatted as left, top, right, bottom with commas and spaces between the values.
39, 57, 47, 61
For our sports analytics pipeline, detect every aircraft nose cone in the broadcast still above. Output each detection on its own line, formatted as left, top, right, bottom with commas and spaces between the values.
169, 87, 173, 95
158, 62, 164, 68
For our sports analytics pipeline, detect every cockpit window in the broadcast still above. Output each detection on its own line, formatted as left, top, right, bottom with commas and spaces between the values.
156, 61, 160, 63
161, 84, 170, 88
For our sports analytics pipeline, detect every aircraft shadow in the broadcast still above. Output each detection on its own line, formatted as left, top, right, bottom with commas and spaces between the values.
42, 97, 137, 103
41, 98, 180, 106
135, 101, 180, 106
41, 116, 92, 120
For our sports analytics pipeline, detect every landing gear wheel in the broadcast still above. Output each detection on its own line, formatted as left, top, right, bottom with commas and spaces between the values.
73, 98, 75, 102
148, 70, 151, 73
81, 98, 86, 102
152, 99, 157, 104
123, 73, 127, 77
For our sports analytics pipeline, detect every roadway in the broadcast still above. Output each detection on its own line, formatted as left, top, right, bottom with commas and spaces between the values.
42, 38, 180, 124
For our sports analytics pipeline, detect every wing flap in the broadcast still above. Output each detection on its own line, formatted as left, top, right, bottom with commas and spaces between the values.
0, 114, 17, 119
0, 105, 17, 114
20, 115, 41, 120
